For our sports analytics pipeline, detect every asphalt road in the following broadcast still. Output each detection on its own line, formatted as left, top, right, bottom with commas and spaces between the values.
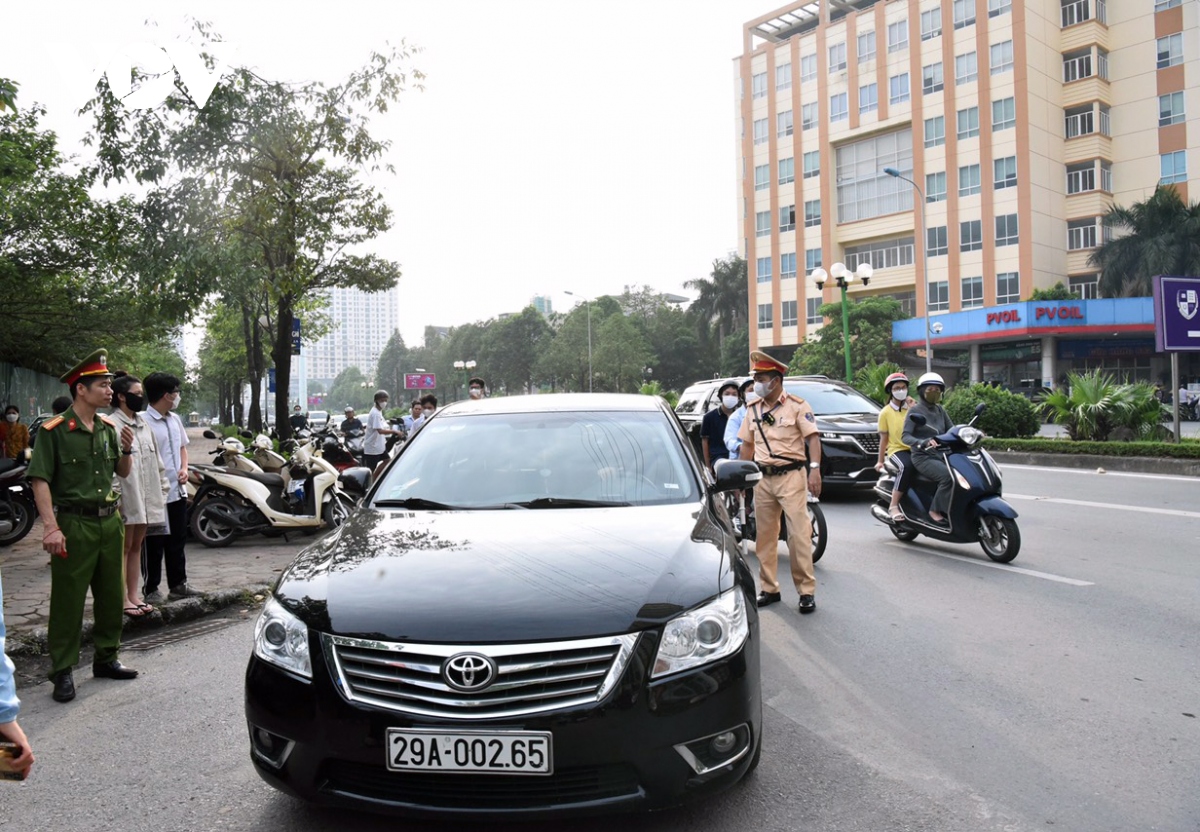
4, 465, 1198, 831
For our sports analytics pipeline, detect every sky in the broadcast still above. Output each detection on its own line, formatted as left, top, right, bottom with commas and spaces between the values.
2, 0, 772, 348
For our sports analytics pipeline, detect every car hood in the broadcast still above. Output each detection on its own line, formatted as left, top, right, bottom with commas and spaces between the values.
274, 503, 734, 643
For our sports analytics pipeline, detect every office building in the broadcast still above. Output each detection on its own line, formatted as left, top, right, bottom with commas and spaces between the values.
305, 285, 401, 385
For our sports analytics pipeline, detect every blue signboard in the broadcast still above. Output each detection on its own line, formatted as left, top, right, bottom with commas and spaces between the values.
268, 368, 276, 393
1153, 276, 1200, 352
291, 318, 302, 355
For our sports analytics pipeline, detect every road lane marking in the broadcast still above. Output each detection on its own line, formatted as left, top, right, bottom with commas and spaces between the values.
1003, 464, 1200, 483
1006, 493, 1200, 519
886, 544, 1095, 585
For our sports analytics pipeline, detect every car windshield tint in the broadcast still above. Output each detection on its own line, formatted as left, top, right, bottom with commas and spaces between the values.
785, 382, 879, 415
372, 410, 698, 508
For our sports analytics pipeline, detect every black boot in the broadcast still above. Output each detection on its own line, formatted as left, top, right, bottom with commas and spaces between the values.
51, 669, 75, 702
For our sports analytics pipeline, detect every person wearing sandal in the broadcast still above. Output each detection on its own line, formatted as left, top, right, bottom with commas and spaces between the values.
110, 372, 170, 619
876, 372, 915, 522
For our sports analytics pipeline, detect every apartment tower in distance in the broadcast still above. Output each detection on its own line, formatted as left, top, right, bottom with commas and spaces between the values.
305, 285, 401, 386
737, 0, 1197, 387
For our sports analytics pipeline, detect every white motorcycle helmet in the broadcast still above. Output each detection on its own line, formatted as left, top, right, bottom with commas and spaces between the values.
916, 372, 945, 392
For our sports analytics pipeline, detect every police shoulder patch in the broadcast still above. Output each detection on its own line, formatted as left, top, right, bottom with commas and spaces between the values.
41, 416, 64, 430
805, 412, 815, 422
98, 414, 117, 428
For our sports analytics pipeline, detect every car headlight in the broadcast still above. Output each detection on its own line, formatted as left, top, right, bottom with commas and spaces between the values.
652, 588, 749, 679
253, 596, 312, 679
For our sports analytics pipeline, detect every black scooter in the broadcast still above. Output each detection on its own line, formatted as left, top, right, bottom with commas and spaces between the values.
0, 455, 36, 546
870, 404, 1020, 562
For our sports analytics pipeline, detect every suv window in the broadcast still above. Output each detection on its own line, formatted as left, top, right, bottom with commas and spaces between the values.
783, 380, 879, 415
675, 386, 710, 415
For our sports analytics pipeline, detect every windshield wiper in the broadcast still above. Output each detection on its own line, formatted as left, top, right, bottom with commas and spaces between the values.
373, 498, 461, 510
507, 497, 632, 509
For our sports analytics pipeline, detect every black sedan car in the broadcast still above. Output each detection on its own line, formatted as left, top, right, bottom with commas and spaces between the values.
245, 394, 763, 819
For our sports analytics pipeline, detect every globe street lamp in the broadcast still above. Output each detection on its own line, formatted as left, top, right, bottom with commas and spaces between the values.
883, 166, 933, 374
562, 291, 592, 393
811, 262, 873, 382
452, 359, 477, 400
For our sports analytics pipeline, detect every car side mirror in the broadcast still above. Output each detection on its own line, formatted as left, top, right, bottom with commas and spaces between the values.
711, 459, 763, 493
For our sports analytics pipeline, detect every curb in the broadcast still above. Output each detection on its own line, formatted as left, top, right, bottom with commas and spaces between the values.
6, 584, 272, 658
989, 451, 1200, 477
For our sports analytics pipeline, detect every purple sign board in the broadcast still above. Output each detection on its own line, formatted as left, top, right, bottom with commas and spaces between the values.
404, 373, 437, 390
1152, 276, 1200, 352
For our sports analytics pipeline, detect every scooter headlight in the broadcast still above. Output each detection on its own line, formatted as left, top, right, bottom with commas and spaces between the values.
959, 426, 984, 447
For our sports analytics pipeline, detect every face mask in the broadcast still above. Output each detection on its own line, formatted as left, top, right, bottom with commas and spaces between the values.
4, 413, 17, 423
124, 393, 145, 412
424, 408, 434, 418
169, 394, 180, 411
923, 388, 942, 404
722, 395, 739, 410
891, 387, 908, 401
752, 381, 771, 400
469, 388, 483, 399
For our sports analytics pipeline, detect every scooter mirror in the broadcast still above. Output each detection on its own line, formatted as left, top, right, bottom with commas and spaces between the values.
203, 429, 218, 440
909, 413, 927, 427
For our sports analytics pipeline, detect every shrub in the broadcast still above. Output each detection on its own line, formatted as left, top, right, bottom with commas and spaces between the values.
854, 362, 904, 405
944, 383, 1041, 438
1040, 370, 1168, 441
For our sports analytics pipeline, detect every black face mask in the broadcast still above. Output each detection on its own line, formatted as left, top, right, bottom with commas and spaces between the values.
124, 393, 145, 413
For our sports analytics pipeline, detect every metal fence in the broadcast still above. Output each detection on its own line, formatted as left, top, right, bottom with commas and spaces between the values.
0, 361, 66, 420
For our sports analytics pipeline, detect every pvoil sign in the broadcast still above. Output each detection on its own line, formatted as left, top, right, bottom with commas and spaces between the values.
987, 305, 1085, 326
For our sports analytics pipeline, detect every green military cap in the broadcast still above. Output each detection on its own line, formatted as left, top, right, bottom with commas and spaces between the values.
60, 349, 113, 387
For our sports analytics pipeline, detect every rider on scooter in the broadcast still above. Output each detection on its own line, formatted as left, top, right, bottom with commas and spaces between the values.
902, 372, 954, 526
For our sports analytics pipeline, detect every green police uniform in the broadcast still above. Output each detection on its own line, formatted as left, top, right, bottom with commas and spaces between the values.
27, 407, 127, 677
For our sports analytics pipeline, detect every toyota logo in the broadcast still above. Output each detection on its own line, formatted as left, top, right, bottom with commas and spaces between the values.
442, 653, 497, 692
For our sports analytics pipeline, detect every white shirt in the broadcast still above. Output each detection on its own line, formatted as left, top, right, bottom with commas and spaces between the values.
364, 406, 387, 455
145, 406, 190, 502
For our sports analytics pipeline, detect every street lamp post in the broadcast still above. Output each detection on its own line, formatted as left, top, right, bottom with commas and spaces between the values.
563, 291, 592, 393
811, 262, 873, 382
883, 166, 933, 374
452, 359, 477, 400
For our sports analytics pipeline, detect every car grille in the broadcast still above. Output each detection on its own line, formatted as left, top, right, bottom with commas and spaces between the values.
319, 761, 642, 809
324, 633, 641, 720
856, 433, 880, 454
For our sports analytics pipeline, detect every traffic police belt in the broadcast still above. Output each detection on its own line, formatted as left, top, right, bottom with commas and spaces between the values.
55, 504, 120, 518
759, 461, 805, 476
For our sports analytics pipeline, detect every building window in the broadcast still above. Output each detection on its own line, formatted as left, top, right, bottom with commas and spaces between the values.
830, 93, 849, 122
758, 303, 773, 329
997, 272, 1020, 304
1061, 0, 1093, 27
953, 0, 976, 29
957, 107, 980, 139
781, 300, 798, 328
756, 211, 771, 237
1063, 49, 1093, 83
779, 157, 795, 184
802, 102, 819, 129
1070, 274, 1099, 299
834, 128, 915, 223
925, 115, 946, 148
1067, 218, 1098, 250
752, 72, 768, 99
777, 62, 793, 90
955, 52, 978, 85
1155, 0, 1181, 9
1100, 160, 1113, 192
989, 0, 1012, 17
858, 30, 876, 63
961, 219, 983, 252
778, 109, 794, 137
920, 173, 944, 205
806, 248, 823, 271
929, 280, 950, 312
780, 204, 796, 232
801, 54, 817, 82
888, 20, 908, 53
1065, 104, 1094, 138
991, 41, 1014, 75
804, 199, 822, 227
921, 8, 941, 40
993, 97, 1016, 131
803, 151, 820, 179
928, 225, 949, 256
830, 42, 847, 72
959, 163, 982, 196
844, 236, 915, 271
923, 62, 944, 94
860, 83, 878, 114
890, 73, 910, 105
994, 156, 1017, 189
781, 252, 798, 280
1161, 151, 1187, 185
756, 257, 772, 283
962, 275, 984, 308
1157, 34, 1183, 70
1159, 92, 1185, 127
806, 296, 823, 325
996, 214, 1019, 246
755, 164, 769, 191
753, 118, 768, 145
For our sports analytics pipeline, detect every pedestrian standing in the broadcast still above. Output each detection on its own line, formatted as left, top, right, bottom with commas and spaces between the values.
737, 351, 823, 614
27, 349, 140, 703
363, 389, 399, 473
700, 380, 740, 473
0, 568, 35, 778
142, 372, 199, 604
1, 405, 29, 459
467, 377, 487, 400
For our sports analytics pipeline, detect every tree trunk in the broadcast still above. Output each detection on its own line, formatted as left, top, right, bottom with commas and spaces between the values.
240, 302, 265, 433
273, 296, 295, 440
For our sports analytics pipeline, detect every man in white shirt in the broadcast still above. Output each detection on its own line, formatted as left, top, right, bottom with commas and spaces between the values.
364, 389, 399, 474
142, 372, 199, 603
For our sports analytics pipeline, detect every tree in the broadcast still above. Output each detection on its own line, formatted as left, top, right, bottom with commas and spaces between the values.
374, 331, 409, 401
1027, 282, 1077, 301
481, 307, 552, 395
328, 366, 371, 412
593, 314, 653, 393
1090, 186, 1200, 297
83, 25, 421, 436
685, 256, 748, 351
788, 297, 908, 378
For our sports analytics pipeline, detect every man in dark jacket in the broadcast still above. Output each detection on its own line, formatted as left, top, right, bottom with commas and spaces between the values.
902, 372, 955, 526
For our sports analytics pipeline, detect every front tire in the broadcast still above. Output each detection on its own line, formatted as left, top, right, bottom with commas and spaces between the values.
978, 516, 1020, 562
322, 493, 353, 529
0, 496, 35, 546
189, 497, 239, 548
808, 503, 827, 563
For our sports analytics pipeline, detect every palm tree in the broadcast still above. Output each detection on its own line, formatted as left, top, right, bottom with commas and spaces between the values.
1090, 186, 1200, 297
685, 255, 748, 349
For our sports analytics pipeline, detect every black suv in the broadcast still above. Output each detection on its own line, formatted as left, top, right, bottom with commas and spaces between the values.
675, 376, 881, 490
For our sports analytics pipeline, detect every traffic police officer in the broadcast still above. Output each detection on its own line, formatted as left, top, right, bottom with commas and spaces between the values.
28, 349, 140, 703
737, 351, 823, 614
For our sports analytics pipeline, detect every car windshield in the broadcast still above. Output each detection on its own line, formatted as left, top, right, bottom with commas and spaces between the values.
372, 410, 698, 508
784, 381, 879, 416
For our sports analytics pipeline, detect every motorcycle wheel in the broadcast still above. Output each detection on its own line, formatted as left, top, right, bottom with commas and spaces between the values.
978, 516, 1020, 562
322, 494, 353, 529
0, 496, 36, 546
808, 503, 827, 563
190, 498, 239, 548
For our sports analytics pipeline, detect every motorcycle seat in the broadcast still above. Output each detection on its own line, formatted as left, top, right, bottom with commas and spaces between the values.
0, 458, 17, 474
226, 469, 286, 489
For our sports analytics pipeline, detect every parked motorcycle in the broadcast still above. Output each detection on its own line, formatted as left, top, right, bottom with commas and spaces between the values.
870, 404, 1020, 562
724, 477, 827, 563
0, 454, 35, 546
318, 427, 361, 473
